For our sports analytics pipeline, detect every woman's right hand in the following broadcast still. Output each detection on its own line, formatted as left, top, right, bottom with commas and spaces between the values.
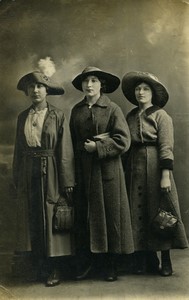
84, 139, 97, 153
64, 187, 74, 200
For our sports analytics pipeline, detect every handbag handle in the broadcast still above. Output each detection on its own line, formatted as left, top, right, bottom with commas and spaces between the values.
160, 192, 178, 218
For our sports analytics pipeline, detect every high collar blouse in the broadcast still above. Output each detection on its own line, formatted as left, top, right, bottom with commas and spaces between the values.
24, 107, 48, 147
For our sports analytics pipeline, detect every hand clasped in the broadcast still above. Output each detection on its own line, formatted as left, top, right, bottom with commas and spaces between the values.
84, 139, 97, 153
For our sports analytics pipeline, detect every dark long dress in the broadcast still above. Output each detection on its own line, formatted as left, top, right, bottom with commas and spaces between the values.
124, 105, 188, 251
70, 94, 134, 254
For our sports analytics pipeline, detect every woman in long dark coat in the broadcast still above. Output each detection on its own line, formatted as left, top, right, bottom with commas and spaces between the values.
13, 71, 75, 286
70, 66, 134, 282
121, 71, 188, 276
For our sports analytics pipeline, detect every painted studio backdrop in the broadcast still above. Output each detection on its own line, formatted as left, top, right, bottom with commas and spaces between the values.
0, 0, 189, 257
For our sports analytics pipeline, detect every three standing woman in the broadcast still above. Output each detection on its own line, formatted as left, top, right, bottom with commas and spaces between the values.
121, 71, 188, 276
13, 66, 188, 285
70, 66, 134, 281
13, 71, 75, 287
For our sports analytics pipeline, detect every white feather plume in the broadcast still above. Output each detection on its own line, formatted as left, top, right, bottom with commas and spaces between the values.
37, 57, 56, 77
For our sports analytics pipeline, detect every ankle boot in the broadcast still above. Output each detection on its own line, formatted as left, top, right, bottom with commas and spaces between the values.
75, 251, 92, 280
104, 254, 117, 282
46, 268, 60, 287
161, 250, 173, 276
134, 251, 146, 274
46, 257, 61, 287
76, 263, 92, 280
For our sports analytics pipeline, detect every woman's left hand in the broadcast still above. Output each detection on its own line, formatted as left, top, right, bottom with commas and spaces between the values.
160, 170, 171, 193
84, 139, 97, 153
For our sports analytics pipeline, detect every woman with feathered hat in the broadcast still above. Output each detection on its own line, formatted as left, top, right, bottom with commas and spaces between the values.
70, 66, 134, 282
13, 58, 75, 286
121, 71, 188, 276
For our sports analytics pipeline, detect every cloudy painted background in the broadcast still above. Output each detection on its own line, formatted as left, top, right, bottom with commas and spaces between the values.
0, 0, 189, 233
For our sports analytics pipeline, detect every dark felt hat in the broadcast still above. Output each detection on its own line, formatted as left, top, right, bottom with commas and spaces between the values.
17, 71, 64, 95
121, 71, 169, 107
72, 66, 120, 93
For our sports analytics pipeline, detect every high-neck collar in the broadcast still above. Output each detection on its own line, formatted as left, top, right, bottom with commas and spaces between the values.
77, 94, 111, 108
132, 105, 161, 116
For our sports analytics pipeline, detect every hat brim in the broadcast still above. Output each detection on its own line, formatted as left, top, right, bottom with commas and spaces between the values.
121, 72, 169, 108
72, 70, 120, 93
17, 72, 64, 95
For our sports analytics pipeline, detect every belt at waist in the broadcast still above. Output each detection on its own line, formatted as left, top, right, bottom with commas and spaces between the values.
131, 142, 157, 147
23, 149, 56, 157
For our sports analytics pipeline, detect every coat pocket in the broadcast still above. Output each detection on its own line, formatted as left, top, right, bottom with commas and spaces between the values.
101, 158, 115, 181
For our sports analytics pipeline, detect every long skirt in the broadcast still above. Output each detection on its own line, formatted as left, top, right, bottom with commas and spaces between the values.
15, 156, 74, 258
125, 145, 188, 251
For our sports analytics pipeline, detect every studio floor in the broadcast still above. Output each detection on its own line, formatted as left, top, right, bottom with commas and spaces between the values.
0, 249, 189, 300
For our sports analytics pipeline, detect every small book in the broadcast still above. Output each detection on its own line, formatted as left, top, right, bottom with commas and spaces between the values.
93, 132, 110, 141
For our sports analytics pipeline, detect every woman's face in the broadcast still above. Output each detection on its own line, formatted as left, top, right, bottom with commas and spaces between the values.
27, 82, 47, 104
135, 82, 153, 106
82, 75, 101, 98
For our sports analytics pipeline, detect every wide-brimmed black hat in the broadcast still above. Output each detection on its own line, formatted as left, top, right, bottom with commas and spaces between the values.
17, 71, 64, 95
121, 71, 169, 107
72, 66, 120, 93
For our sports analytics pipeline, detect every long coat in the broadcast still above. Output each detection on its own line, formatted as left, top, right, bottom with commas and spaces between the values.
70, 95, 134, 254
13, 103, 75, 257
124, 105, 188, 251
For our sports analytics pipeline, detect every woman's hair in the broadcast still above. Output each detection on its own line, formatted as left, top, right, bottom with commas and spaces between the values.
99, 78, 107, 94
135, 80, 156, 105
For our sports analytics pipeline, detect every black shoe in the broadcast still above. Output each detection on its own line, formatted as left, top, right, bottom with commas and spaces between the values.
104, 258, 117, 282
134, 252, 146, 275
135, 266, 146, 275
104, 270, 117, 282
76, 264, 92, 280
161, 250, 173, 276
46, 269, 60, 287
161, 260, 173, 276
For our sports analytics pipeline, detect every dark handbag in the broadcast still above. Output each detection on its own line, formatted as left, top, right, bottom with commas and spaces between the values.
53, 196, 74, 232
151, 192, 178, 238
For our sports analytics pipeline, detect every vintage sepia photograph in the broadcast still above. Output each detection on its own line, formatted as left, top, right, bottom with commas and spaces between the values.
0, 0, 189, 299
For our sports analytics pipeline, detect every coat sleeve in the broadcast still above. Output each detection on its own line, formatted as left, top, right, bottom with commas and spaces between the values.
69, 109, 77, 153
57, 114, 75, 190
96, 106, 131, 159
156, 110, 174, 170
12, 116, 22, 189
